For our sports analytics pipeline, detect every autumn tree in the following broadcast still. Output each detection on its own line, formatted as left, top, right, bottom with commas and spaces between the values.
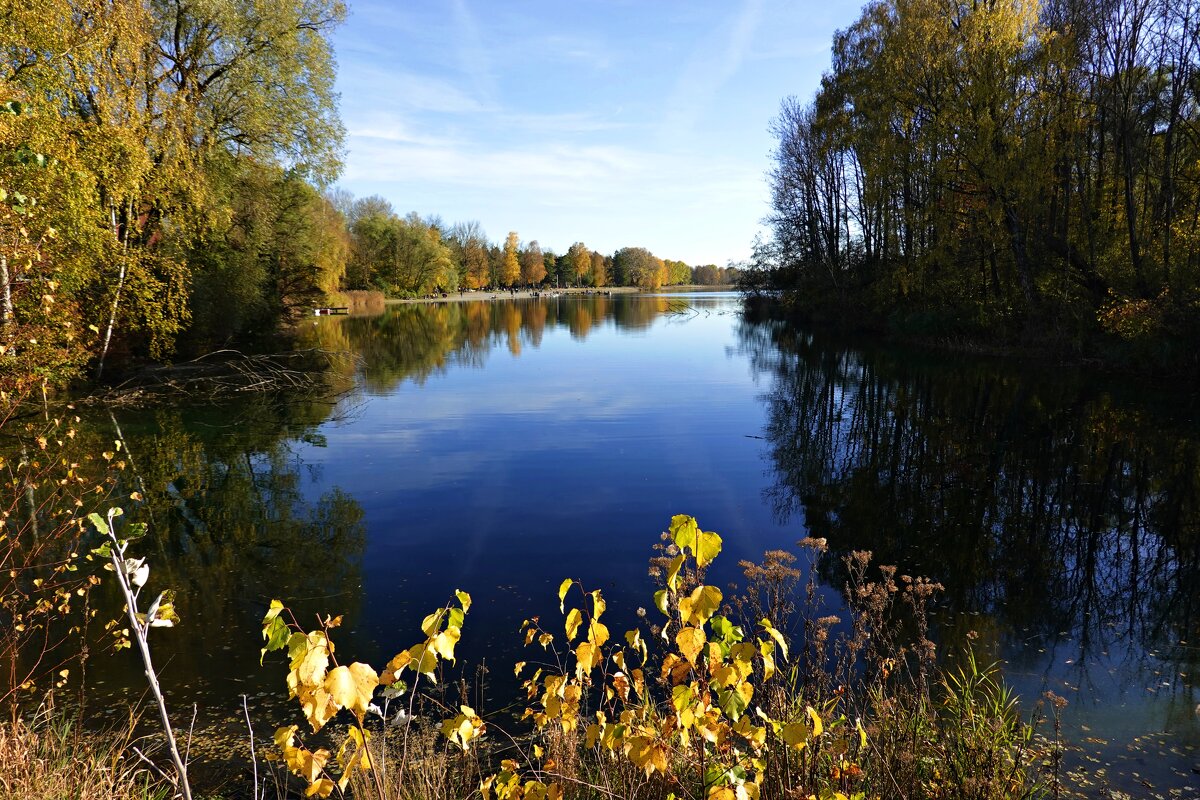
590, 250, 609, 287
500, 232, 521, 287
613, 247, 666, 289
447, 220, 490, 289
520, 239, 546, 285
565, 242, 591, 287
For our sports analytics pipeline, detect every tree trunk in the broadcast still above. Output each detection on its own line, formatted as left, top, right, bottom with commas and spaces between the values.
0, 254, 12, 326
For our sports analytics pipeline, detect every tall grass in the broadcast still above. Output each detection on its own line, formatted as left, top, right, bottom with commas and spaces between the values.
0, 705, 169, 800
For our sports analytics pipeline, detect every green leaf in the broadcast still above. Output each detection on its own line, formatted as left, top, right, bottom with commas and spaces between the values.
716, 681, 753, 720
88, 513, 109, 536
653, 589, 669, 616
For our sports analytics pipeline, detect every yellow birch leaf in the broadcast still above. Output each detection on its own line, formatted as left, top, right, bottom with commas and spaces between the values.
782, 721, 809, 749
324, 662, 378, 720
297, 641, 329, 687
565, 607, 583, 641
666, 554, 685, 591
432, 626, 461, 661
588, 620, 610, 646
679, 585, 722, 627
760, 619, 790, 661
806, 705, 824, 737
676, 626, 706, 665
305, 777, 335, 798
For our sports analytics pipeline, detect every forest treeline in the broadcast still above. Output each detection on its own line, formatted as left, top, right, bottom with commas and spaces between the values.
0, 3, 731, 396
334, 198, 736, 300
754, 0, 1200, 368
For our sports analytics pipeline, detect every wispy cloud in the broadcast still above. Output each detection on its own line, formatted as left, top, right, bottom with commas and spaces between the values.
347, 67, 491, 115
449, 0, 500, 108
661, 0, 764, 139
344, 134, 645, 191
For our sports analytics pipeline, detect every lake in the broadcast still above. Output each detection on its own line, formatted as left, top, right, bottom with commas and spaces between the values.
65, 292, 1200, 794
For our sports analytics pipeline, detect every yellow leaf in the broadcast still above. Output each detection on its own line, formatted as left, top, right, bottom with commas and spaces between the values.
432, 627, 461, 661
576, 641, 602, 678
324, 662, 378, 720
591, 589, 606, 620
588, 620, 609, 646
676, 626, 706, 665
565, 608, 583, 641
421, 609, 445, 638
679, 585, 722, 627
806, 705, 824, 737
297, 638, 329, 687
406, 642, 439, 678
761, 643, 776, 682
558, 578, 573, 612
305, 777, 335, 798
666, 554, 685, 591
760, 619, 790, 661
782, 722, 809, 749
456, 589, 472, 612
298, 684, 338, 732
381, 650, 412, 684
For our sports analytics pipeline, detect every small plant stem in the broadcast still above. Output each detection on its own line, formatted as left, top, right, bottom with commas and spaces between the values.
107, 531, 193, 800
242, 695, 259, 800
355, 720, 387, 800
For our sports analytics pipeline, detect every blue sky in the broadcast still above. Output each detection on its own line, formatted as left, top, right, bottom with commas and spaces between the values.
332, 1, 864, 266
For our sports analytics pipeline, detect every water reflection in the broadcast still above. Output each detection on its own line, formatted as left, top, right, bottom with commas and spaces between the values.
299, 295, 695, 394
736, 303, 1200, 755
84, 400, 368, 706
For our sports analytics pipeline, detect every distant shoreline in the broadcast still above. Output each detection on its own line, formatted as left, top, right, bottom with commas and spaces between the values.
384, 285, 735, 305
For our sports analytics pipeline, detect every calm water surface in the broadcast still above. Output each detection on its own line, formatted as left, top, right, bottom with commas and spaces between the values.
72, 293, 1200, 794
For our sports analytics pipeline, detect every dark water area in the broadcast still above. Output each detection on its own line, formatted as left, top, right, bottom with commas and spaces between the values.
28, 292, 1200, 795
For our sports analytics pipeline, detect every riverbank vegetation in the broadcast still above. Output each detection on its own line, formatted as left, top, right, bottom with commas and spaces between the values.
1, 5, 729, 398
256, 515, 1050, 800
752, 0, 1200, 372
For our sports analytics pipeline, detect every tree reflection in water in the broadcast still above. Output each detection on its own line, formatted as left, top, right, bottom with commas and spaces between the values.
736, 304, 1200, 742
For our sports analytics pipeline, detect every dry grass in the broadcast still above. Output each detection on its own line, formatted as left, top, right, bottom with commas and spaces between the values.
0, 710, 168, 800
